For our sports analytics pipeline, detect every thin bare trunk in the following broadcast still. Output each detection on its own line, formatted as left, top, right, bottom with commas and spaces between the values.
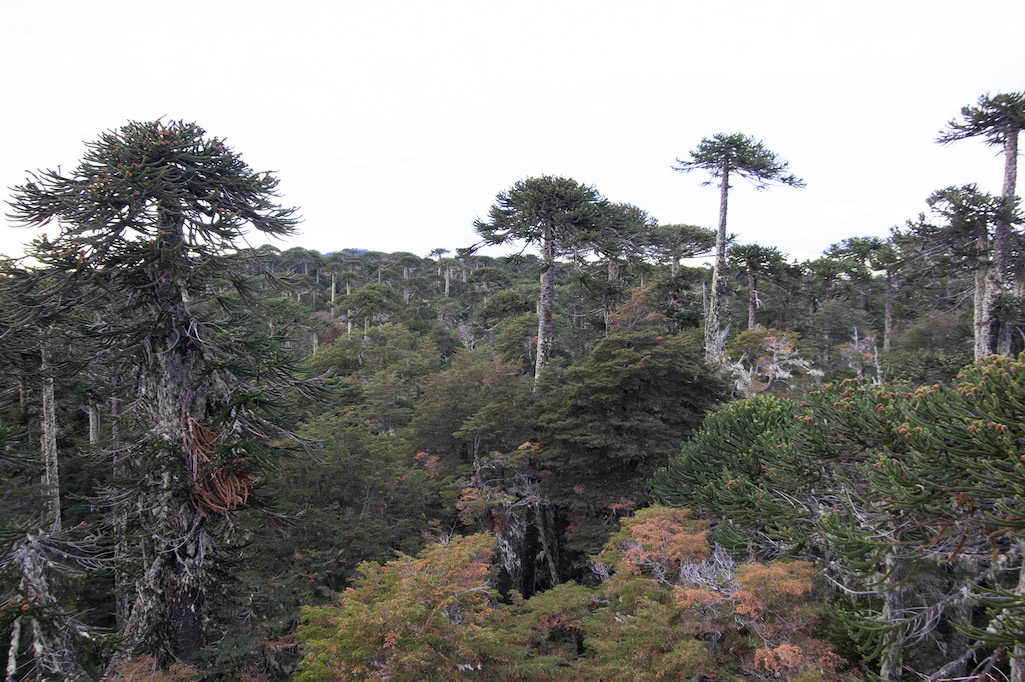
87, 404, 99, 445
747, 271, 757, 330
705, 167, 729, 362
40, 349, 60, 532
534, 227, 556, 393
982, 125, 1020, 356
6, 617, 21, 682
975, 232, 990, 360
883, 271, 894, 353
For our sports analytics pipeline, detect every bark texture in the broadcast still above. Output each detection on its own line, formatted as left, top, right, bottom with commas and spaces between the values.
705, 167, 730, 362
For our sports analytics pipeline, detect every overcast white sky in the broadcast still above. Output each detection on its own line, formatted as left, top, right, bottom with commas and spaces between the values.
1, 1, 1021, 263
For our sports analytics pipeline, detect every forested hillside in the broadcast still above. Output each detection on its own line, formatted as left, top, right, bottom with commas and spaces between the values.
2, 95, 1024, 681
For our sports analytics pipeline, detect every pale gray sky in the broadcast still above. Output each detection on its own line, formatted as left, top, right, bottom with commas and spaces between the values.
1, 0, 1021, 263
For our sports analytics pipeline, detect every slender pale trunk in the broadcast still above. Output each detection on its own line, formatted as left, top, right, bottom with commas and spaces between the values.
330, 272, 336, 314
6, 616, 21, 682
883, 271, 893, 353
533, 225, 556, 393
705, 167, 729, 362
982, 126, 1020, 356
1001, 129, 1020, 355
39, 349, 60, 532
87, 403, 99, 445
747, 271, 758, 330
975, 231, 991, 360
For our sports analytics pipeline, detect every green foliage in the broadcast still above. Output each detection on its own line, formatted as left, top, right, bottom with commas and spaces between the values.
673, 133, 806, 190
473, 176, 610, 253
536, 330, 725, 555
652, 397, 811, 557
411, 348, 531, 472
938, 91, 1025, 148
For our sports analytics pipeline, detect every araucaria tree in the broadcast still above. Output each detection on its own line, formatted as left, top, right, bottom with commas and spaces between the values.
474, 176, 649, 391
938, 91, 1025, 357
673, 133, 805, 362
8, 120, 314, 665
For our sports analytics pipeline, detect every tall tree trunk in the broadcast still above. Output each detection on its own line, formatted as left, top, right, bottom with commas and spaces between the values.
330, 272, 336, 315
747, 271, 758, 330
705, 167, 729, 362
87, 403, 99, 446
39, 348, 60, 532
974, 231, 991, 360
883, 271, 894, 352
534, 227, 556, 393
981, 125, 1020, 356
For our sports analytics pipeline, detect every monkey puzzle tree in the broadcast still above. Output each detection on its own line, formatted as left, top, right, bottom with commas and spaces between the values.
673, 133, 805, 362
645, 223, 716, 278
8, 120, 314, 665
939, 91, 1025, 356
473, 176, 648, 392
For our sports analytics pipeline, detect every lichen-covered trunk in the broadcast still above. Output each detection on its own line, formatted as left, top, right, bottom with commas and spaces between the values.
747, 271, 758, 330
534, 225, 556, 392
883, 271, 894, 353
39, 348, 60, 532
87, 403, 99, 445
493, 494, 560, 597
6, 533, 91, 680
122, 337, 210, 664
121, 216, 212, 664
705, 167, 729, 362
975, 232, 990, 360
981, 126, 1019, 357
